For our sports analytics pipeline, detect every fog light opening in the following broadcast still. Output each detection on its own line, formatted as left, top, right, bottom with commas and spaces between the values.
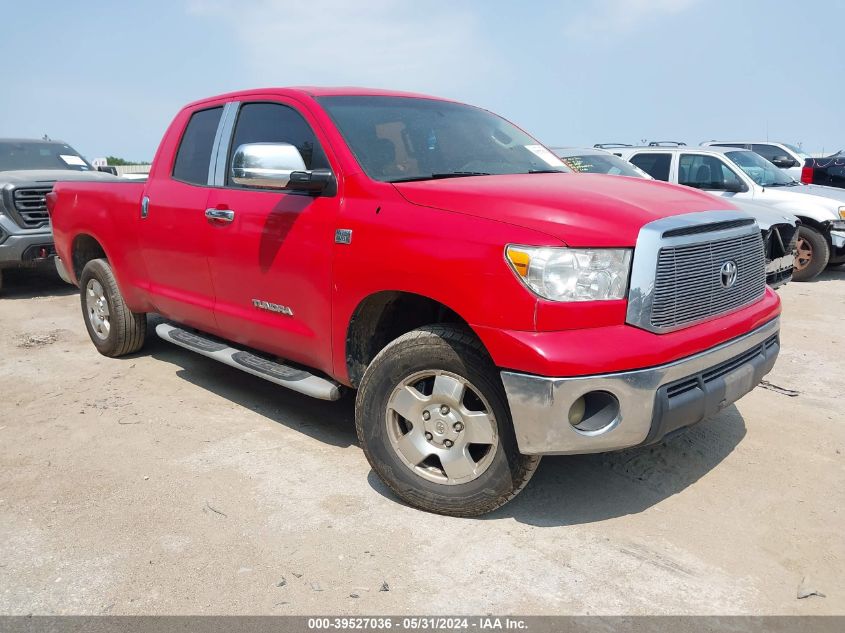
568, 391, 620, 434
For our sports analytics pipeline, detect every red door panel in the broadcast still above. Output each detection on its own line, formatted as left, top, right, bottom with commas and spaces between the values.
139, 178, 217, 331
204, 188, 336, 374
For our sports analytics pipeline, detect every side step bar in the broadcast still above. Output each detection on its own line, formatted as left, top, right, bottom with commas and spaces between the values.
155, 323, 341, 401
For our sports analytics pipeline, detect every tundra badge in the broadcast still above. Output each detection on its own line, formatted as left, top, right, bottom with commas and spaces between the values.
252, 299, 293, 316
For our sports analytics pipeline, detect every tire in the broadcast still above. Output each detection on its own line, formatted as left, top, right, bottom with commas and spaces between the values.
355, 325, 540, 517
793, 226, 829, 282
79, 258, 146, 357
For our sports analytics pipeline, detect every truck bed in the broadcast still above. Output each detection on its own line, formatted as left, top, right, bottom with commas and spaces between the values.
49, 180, 150, 307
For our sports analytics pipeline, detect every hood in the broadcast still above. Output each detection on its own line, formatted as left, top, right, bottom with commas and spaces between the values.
794, 183, 845, 204
393, 173, 743, 246
759, 183, 845, 217
730, 200, 799, 230
0, 169, 121, 185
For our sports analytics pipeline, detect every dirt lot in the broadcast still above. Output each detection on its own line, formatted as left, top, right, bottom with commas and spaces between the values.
0, 267, 842, 615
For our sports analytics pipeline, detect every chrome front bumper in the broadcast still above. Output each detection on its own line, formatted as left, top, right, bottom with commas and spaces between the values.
501, 318, 780, 455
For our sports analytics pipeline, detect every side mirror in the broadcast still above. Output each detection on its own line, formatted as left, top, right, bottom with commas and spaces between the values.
97, 165, 118, 175
288, 168, 334, 193
723, 179, 747, 193
771, 155, 797, 169
231, 142, 306, 189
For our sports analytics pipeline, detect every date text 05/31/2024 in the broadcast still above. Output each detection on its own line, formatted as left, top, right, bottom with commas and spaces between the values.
307, 617, 528, 630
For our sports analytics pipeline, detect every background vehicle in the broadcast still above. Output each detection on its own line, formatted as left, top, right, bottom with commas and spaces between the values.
553, 147, 653, 178
0, 138, 117, 291
560, 147, 797, 287
617, 145, 845, 281
48, 88, 781, 517
702, 141, 811, 180
802, 152, 845, 189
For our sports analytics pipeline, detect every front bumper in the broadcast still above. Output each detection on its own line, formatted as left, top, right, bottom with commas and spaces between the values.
501, 317, 780, 455
765, 253, 794, 288
0, 221, 54, 268
829, 229, 845, 263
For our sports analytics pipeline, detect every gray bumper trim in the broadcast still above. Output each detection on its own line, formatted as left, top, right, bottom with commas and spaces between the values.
0, 231, 54, 266
501, 317, 780, 455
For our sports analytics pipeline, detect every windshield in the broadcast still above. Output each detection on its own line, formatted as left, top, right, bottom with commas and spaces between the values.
783, 143, 811, 159
317, 96, 569, 182
557, 152, 651, 178
0, 141, 92, 172
726, 150, 795, 186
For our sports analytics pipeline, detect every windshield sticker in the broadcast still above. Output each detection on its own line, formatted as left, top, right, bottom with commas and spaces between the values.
60, 154, 86, 166
525, 145, 565, 167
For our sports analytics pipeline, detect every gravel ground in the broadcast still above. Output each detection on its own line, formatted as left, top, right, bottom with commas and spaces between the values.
0, 267, 842, 615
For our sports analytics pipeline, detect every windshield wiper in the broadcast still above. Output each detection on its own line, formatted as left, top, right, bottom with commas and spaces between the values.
388, 171, 490, 183
528, 169, 567, 174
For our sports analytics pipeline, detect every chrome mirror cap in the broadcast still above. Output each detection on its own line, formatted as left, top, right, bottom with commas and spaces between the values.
231, 142, 306, 189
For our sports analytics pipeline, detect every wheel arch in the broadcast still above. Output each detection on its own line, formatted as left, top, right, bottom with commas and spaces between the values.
344, 290, 483, 388
71, 233, 109, 281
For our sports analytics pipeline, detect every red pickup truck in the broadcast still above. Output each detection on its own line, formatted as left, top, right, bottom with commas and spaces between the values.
48, 88, 782, 516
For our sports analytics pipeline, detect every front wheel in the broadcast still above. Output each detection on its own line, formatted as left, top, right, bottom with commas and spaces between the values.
793, 226, 830, 281
355, 325, 540, 517
79, 258, 147, 357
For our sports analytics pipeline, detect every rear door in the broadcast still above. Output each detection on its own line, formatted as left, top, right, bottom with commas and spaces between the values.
204, 99, 340, 374
139, 105, 224, 330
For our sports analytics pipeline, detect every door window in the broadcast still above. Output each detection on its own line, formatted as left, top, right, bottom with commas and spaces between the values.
629, 153, 672, 181
227, 102, 329, 187
751, 144, 787, 163
678, 154, 744, 190
172, 107, 224, 185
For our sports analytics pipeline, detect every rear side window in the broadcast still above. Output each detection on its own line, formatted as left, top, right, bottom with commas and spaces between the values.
172, 107, 223, 185
630, 153, 672, 181
227, 102, 329, 186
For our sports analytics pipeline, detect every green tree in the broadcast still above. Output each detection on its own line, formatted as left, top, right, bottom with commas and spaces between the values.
106, 156, 146, 166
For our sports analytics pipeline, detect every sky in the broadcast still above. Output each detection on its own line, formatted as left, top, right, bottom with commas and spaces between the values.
1, 0, 842, 162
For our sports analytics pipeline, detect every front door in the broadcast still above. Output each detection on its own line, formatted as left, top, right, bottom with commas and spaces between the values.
204, 100, 340, 374
677, 153, 750, 201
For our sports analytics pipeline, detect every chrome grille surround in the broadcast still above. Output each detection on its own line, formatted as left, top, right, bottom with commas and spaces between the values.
626, 210, 766, 334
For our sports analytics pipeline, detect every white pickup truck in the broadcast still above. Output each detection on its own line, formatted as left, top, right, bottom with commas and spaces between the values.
615, 145, 845, 281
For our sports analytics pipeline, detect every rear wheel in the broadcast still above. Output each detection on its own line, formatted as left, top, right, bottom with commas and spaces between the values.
793, 226, 829, 282
79, 258, 146, 357
355, 325, 540, 517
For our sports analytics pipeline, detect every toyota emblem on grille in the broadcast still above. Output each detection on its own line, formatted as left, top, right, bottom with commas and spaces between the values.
720, 260, 738, 288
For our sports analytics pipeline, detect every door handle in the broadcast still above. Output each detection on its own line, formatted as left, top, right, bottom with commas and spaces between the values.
205, 208, 235, 223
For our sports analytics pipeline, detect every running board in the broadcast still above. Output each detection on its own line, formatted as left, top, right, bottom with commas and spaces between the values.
155, 323, 341, 401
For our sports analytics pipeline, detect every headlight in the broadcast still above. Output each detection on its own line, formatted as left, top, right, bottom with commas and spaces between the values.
838, 206, 845, 220
505, 245, 632, 302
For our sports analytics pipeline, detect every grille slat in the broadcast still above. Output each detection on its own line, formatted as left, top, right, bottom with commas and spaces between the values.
12, 187, 53, 228
650, 233, 766, 330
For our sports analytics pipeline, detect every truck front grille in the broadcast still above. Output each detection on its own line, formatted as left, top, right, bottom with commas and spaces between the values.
625, 211, 768, 334
650, 233, 766, 330
12, 187, 52, 228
